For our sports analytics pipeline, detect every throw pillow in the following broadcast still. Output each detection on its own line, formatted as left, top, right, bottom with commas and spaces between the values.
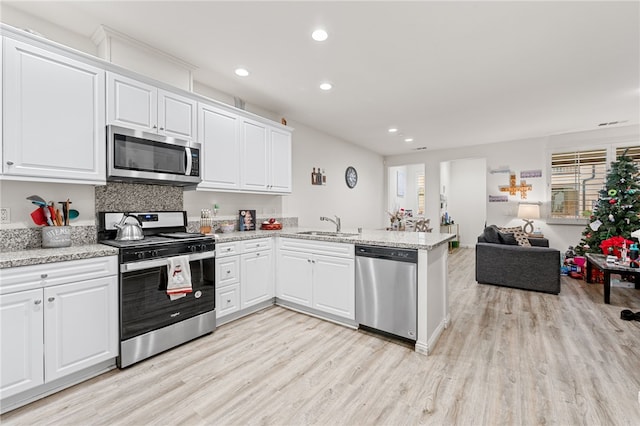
499, 226, 532, 247
498, 231, 519, 245
482, 225, 501, 244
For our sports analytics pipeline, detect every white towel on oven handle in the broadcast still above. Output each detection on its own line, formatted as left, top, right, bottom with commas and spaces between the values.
166, 255, 192, 301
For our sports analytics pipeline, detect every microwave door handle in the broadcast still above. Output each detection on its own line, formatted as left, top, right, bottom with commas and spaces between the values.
121, 251, 215, 272
185, 148, 192, 175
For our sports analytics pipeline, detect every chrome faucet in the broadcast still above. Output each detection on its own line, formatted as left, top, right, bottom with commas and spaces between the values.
320, 215, 341, 233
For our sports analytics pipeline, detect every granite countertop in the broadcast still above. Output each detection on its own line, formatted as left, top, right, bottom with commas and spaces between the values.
213, 227, 455, 250
0, 228, 455, 269
0, 244, 119, 269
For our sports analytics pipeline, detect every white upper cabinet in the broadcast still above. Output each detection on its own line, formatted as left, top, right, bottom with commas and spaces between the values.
240, 119, 269, 191
240, 119, 292, 193
2, 38, 106, 183
198, 103, 240, 190
269, 128, 292, 193
107, 72, 196, 140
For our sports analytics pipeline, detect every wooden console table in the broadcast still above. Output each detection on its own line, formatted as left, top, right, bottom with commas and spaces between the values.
584, 253, 640, 304
440, 223, 459, 252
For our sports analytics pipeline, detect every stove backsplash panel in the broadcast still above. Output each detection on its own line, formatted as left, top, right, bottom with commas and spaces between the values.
95, 183, 183, 213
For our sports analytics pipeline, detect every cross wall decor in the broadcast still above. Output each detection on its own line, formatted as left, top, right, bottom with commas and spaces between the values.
499, 173, 532, 199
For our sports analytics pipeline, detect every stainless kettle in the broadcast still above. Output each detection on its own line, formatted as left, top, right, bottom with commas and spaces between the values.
114, 214, 144, 241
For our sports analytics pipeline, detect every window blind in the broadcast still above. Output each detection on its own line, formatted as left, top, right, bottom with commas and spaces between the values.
416, 173, 425, 215
551, 149, 607, 219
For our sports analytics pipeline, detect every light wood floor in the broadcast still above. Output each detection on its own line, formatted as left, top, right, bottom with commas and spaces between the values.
3, 248, 640, 425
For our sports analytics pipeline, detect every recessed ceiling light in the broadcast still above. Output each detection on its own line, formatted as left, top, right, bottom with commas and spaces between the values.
312, 29, 328, 42
388, 128, 398, 133
319, 82, 333, 91
234, 68, 249, 77
404, 138, 414, 143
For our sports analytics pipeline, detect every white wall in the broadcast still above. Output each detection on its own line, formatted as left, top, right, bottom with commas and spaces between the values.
386, 124, 640, 251
282, 121, 384, 231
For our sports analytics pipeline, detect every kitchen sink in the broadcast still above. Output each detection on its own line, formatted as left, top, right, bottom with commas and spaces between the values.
296, 231, 359, 238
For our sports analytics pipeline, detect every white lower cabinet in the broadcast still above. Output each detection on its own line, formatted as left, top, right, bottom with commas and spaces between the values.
277, 238, 355, 321
0, 256, 118, 400
312, 254, 355, 319
216, 238, 273, 322
241, 250, 273, 308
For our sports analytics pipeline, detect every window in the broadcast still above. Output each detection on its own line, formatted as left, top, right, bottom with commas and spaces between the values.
416, 173, 425, 215
551, 144, 639, 220
551, 150, 607, 219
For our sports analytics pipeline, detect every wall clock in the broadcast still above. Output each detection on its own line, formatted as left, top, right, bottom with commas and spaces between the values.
345, 166, 358, 188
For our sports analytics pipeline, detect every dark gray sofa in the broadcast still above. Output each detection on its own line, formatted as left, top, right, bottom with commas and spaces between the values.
475, 226, 561, 294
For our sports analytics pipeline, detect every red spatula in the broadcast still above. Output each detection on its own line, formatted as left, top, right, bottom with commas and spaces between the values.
30, 208, 47, 226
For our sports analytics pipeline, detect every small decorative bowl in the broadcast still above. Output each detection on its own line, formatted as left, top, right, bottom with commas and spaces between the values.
220, 223, 235, 233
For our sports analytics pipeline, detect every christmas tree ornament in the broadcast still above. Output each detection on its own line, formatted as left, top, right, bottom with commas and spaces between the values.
608, 189, 617, 197
608, 214, 615, 222
609, 198, 617, 204
620, 178, 626, 183
589, 220, 603, 231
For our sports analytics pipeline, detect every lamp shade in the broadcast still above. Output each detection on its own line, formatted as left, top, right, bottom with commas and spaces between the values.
517, 203, 540, 219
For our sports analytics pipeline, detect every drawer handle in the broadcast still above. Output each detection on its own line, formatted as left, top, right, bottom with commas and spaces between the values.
41, 274, 48, 279
48, 297, 55, 302
34, 299, 42, 305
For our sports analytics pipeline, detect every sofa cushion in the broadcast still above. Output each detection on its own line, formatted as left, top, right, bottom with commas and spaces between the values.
499, 226, 531, 247
482, 225, 502, 244
498, 231, 519, 245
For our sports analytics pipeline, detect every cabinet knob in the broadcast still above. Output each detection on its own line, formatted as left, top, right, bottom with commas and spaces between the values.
312, 260, 316, 264
160, 127, 164, 131
226, 248, 231, 252
226, 270, 231, 274
257, 253, 260, 256
34, 299, 42, 305
307, 259, 311, 263
48, 297, 55, 302
41, 274, 48, 279
153, 125, 157, 129
6, 161, 14, 166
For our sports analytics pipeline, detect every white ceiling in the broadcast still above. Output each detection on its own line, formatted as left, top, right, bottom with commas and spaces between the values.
4, 1, 640, 156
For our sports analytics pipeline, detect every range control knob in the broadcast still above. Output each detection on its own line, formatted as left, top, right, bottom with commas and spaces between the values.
136, 252, 144, 259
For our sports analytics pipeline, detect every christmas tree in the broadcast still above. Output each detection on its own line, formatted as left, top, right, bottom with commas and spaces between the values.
575, 150, 640, 255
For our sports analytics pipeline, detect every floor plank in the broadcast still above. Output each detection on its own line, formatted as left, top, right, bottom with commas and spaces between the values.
2, 248, 639, 425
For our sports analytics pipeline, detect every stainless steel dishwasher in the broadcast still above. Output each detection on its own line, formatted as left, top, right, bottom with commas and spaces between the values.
355, 245, 417, 341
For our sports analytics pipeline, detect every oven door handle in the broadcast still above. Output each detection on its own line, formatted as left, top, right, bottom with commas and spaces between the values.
121, 251, 216, 272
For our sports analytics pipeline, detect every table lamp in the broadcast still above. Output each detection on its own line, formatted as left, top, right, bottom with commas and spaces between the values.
518, 203, 540, 234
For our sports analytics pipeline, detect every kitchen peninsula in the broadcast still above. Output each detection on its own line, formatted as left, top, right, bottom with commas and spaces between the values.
212, 228, 455, 355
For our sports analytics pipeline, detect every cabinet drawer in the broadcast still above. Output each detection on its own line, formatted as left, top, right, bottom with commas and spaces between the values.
216, 256, 239, 286
0, 256, 118, 295
216, 284, 240, 318
216, 242, 241, 258
279, 238, 354, 259
241, 238, 272, 253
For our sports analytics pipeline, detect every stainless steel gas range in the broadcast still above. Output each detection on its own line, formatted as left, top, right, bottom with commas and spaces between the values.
98, 211, 216, 368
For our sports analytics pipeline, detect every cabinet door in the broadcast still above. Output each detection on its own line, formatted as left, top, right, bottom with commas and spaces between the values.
216, 255, 240, 287
158, 89, 196, 140
3, 39, 106, 183
198, 104, 240, 190
312, 255, 355, 320
269, 128, 292, 193
240, 120, 268, 191
106, 72, 157, 131
0, 289, 44, 399
43, 276, 118, 382
240, 251, 273, 309
277, 250, 313, 307
216, 284, 240, 318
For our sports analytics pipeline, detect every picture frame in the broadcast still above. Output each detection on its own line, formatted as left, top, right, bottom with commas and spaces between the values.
239, 210, 256, 231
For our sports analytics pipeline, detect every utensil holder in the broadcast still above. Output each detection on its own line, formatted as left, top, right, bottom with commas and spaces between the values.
42, 226, 71, 248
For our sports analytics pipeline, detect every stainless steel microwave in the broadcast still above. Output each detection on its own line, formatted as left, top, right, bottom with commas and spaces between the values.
107, 125, 201, 186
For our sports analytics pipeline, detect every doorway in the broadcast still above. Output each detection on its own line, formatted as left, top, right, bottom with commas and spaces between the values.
387, 164, 425, 219
439, 158, 486, 247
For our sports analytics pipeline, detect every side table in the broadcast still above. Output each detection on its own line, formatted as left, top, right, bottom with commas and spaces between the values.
584, 253, 640, 304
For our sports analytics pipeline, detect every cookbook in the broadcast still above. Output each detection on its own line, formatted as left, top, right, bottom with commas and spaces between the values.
239, 210, 256, 231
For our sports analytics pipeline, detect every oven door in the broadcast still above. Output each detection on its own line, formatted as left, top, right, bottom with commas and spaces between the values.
119, 251, 215, 341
